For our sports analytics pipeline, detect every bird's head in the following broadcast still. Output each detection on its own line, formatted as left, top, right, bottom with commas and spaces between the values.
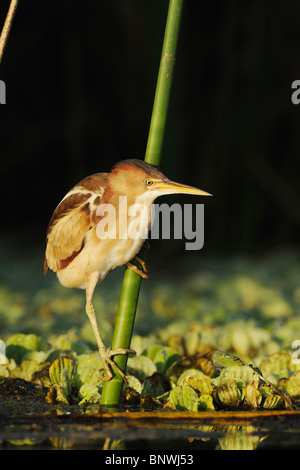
109, 159, 212, 202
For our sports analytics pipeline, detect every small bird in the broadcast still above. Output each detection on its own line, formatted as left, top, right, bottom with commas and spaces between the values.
43, 159, 211, 380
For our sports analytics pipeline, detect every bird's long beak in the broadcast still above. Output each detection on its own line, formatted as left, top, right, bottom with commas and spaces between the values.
155, 179, 212, 197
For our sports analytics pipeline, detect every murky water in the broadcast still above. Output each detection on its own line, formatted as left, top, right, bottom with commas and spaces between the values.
1, 395, 300, 450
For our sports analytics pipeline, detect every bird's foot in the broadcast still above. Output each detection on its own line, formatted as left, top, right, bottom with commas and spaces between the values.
134, 256, 148, 273
126, 259, 150, 280
100, 347, 136, 382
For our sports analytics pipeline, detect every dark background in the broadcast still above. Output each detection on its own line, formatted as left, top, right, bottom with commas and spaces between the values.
0, 0, 299, 260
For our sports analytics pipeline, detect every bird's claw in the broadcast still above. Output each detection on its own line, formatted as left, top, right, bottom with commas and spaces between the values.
126, 260, 150, 280
100, 347, 136, 382
107, 347, 136, 358
134, 256, 148, 274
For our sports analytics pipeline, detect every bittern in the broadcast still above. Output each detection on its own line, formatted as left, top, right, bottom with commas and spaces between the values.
44, 159, 211, 380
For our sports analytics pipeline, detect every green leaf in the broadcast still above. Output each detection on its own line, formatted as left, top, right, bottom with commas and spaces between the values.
177, 368, 207, 387
131, 336, 160, 356
285, 371, 300, 397
74, 365, 106, 390
244, 382, 261, 409
127, 356, 156, 380
22, 350, 49, 364
150, 346, 181, 374
169, 385, 199, 411
78, 384, 101, 404
49, 357, 76, 403
187, 376, 213, 395
146, 344, 165, 362
142, 374, 166, 398
123, 375, 143, 395
10, 359, 46, 382
215, 379, 244, 407
6, 334, 47, 364
263, 394, 284, 409
259, 353, 294, 379
212, 351, 246, 370
196, 394, 215, 411
215, 365, 260, 385
75, 352, 104, 370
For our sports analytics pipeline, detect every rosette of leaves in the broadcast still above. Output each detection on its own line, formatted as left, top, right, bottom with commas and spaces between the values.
165, 368, 215, 411
165, 351, 291, 411
279, 371, 300, 400
45, 354, 163, 406
5, 334, 48, 365
212, 351, 288, 409
168, 385, 200, 411
46, 354, 109, 405
46, 357, 77, 404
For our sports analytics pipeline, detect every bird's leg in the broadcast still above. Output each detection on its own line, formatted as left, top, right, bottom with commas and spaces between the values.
126, 261, 149, 279
85, 300, 135, 381
85, 273, 135, 381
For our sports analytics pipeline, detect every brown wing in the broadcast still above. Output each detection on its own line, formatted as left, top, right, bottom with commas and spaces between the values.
43, 174, 107, 274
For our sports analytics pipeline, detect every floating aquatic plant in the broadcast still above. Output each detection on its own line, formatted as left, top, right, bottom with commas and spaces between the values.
0, 333, 297, 411
168, 385, 199, 411
46, 357, 76, 404
5, 334, 47, 365
0, 307, 299, 411
284, 371, 300, 398
127, 356, 157, 380
214, 378, 244, 408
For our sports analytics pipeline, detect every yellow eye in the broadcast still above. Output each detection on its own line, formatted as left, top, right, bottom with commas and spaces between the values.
145, 179, 153, 186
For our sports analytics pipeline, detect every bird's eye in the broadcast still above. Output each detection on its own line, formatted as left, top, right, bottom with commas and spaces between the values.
145, 179, 153, 186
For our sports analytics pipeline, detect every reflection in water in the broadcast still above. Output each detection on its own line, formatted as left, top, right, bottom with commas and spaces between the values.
2, 420, 300, 450
36, 425, 267, 450
103, 438, 125, 450
215, 426, 263, 450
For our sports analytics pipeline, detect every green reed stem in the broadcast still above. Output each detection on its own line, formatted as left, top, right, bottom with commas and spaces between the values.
100, 0, 184, 407
145, 0, 183, 167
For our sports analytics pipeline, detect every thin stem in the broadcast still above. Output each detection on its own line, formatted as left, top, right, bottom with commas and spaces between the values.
100, 268, 142, 406
0, 0, 19, 65
100, 0, 184, 407
145, 0, 184, 166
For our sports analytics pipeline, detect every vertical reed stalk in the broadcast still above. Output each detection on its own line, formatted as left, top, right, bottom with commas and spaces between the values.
100, 0, 184, 407
0, 0, 19, 65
